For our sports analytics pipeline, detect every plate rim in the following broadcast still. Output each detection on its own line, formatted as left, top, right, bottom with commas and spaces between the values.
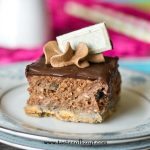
0, 131, 150, 150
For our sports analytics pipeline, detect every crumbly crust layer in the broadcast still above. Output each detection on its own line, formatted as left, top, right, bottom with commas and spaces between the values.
24, 100, 119, 123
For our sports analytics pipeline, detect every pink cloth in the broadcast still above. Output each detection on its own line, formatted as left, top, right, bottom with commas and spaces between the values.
0, 0, 150, 65
0, 47, 43, 64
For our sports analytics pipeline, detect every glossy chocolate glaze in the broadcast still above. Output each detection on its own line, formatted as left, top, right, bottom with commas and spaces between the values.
25, 56, 119, 82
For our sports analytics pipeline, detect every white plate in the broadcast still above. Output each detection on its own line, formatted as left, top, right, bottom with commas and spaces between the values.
0, 62, 150, 144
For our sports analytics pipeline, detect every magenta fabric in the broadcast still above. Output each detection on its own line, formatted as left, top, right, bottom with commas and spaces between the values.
0, 0, 150, 65
0, 47, 43, 64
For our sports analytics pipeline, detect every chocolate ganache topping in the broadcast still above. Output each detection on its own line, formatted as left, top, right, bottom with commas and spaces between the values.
26, 55, 119, 83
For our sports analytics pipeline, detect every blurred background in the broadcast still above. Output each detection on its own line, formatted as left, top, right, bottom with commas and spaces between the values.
0, 0, 150, 73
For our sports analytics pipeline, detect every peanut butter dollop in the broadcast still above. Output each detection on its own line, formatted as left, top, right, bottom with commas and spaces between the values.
43, 41, 105, 68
